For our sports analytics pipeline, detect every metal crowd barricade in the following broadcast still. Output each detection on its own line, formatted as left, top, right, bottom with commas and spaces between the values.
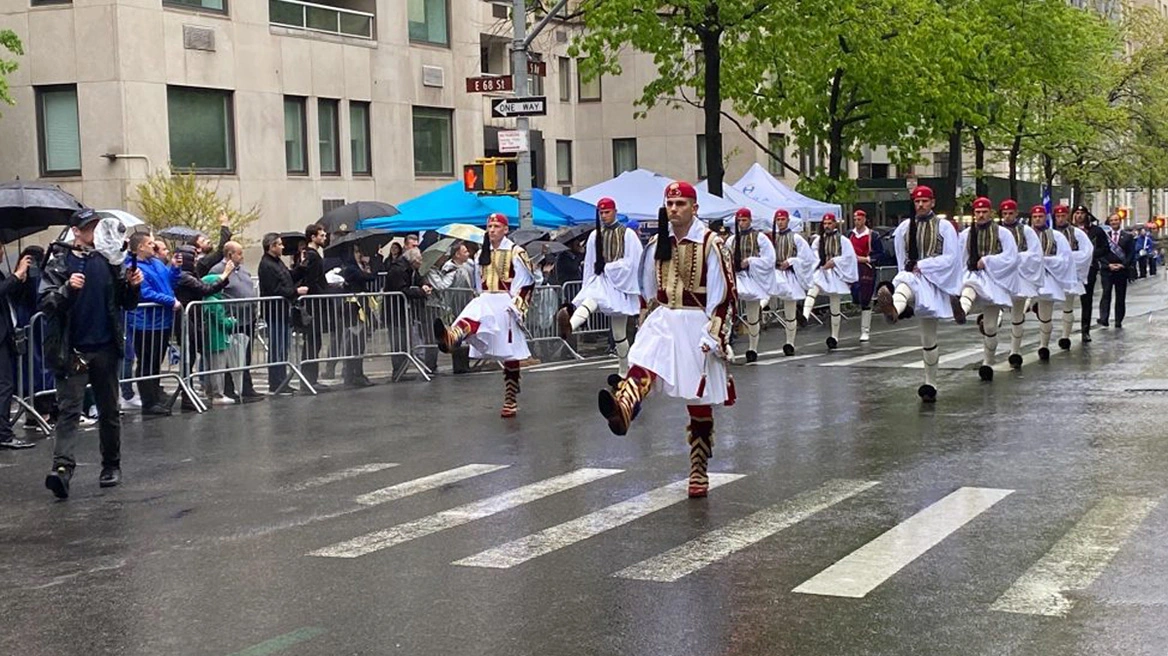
183, 295, 315, 397
559, 280, 613, 339
292, 290, 431, 384
525, 285, 582, 360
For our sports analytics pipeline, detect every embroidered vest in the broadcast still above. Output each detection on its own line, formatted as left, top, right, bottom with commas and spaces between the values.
656, 232, 719, 309
1037, 228, 1058, 256
967, 223, 1002, 271
849, 229, 872, 258
733, 230, 761, 260
481, 246, 520, 293
773, 230, 797, 263
1003, 221, 1027, 252
1057, 225, 1079, 251
600, 224, 626, 261
819, 231, 843, 265
905, 217, 944, 261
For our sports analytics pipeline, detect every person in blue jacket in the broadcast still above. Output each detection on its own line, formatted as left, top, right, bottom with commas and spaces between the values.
127, 232, 180, 416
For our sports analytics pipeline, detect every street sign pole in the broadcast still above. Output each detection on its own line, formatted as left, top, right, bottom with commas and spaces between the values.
511, 0, 533, 229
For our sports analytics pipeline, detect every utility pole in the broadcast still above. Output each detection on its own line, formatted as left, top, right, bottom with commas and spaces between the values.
511, 0, 533, 229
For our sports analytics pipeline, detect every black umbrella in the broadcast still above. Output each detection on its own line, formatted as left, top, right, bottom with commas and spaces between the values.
524, 240, 569, 256
318, 201, 399, 236
0, 180, 84, 242
279, 230, 308, 253
323, 228, 394, 257
554, 224, 593, 244
157, 226, 206, 243
511, 227, 550, 246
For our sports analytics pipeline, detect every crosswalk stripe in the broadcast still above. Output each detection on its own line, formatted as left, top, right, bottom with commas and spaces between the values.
819, 345, 920, 367
309, 468, 623, 559
792, 486, 1014, 598
283, 463, 399, 492
354, 464, 511, 507
990, 496, 1158, 617
452, 474, 747, 569
529, 359, 614, 373
752, 353, 833, 366
903, 338, 1040, 369
614, 479, 880, 583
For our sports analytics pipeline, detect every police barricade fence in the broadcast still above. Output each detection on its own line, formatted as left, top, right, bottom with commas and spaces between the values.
20, 303, 206, 433
524, 284, 582, 360
291, 290, 431, 385
559, 280, 613, 339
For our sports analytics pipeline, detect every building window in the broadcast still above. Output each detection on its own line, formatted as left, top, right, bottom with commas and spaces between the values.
556, 140, 573, 185
284, 96, 307, 175
413, 107, 453, 176
318, 99, 340, 175
527, 57, 545, 96
270, 0, 374, 39
612, 138, 637, 176
350, 101, 372, 176
558, 57, 571, 102
408, 0, 449, 46
697, 135, 708, 180
31, 1, 73, 5
767, 133, 786, 175
164, 0, 226, 13
859, 162, 890, 179
167, 86, 234, 173
35, 85, 81, 177
932, 150, 950, 178
578, 61, 601, 102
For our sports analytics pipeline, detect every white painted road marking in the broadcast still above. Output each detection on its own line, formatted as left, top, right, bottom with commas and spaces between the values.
355, 464, 510, 506
453, 474, 746, 569
990, 496, 1158, 617
819, 346, 920, 367
528, 359, 614, 373
752, 353, 827, 366
309, 468, 623, 559
905, 338, 1039, 369
793, 486, 1013, 598
285, 463, 399, 491
614, 479, 880, 583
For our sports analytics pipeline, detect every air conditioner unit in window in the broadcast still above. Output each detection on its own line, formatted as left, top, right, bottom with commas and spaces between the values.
492, 3, 509, 19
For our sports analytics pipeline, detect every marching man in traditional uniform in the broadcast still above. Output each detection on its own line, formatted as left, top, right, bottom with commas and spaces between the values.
998, 199, 1043, 369
1052, 205, 1093, 351
849, 209, 884, 342
557, 197, 644, 382
771, 209, 816, 356
727, 207, 776, 363
955, 197, 1019, 382
435, 212, 535, 418
598, 181, 737, 498
874, 185, 963, 402
1027, 205, 1076, 362
803, 212, 858, 350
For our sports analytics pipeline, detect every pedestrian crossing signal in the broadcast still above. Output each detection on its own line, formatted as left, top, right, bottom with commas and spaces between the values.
1156, 216, 1165, 229
463, 159, 513, 194
1117, 207, 1129, 222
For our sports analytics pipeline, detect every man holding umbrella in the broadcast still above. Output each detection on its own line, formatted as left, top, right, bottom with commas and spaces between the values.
434, 213, 536, 418
556, 198, 644, 380
42, 209, 144, 499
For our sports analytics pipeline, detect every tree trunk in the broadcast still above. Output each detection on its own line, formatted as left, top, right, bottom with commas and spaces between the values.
827, 120, 845, 204
1148, 183, 1155, 223
1042, 153, 1055, 209
946, 121, 963, 214
700, 25, 724, 196
973, 130, 987, 196
1008, 102, 1028, 202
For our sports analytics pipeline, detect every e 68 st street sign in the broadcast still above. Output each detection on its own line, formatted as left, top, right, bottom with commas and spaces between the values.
490, 97, 548, 118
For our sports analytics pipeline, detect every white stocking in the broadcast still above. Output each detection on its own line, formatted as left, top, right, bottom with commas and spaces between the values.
920, 318, 939, 387
1061, 303, 1074, 340
1010, 297, 1027, 355
802, 285, 820, 320
982, 306, 1001, 365
612, 316, 630, 376
829, 295, 842, 340
745, 301, 761, 352
1037, 300, 1054, 348
893, 283, 914, 316
570, 298, 598, 330
960, 286, 978, 314
784, 299, 798, 346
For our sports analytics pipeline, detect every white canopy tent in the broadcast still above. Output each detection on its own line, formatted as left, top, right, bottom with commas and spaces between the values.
696, 180, 809, 233
732, 163, 842, 224
572, 169, 739, 222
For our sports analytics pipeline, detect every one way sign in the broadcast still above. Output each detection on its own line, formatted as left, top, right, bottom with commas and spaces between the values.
491, 96, 548, 118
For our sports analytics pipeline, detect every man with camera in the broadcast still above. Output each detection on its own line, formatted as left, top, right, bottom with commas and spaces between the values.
41, 209, 143, 499
0, 250, 37, 450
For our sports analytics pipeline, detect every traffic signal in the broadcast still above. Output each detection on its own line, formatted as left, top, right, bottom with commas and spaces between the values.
1117, 207, 1129, 222
462, 159, 513, 193
1156, 216, 1165, 229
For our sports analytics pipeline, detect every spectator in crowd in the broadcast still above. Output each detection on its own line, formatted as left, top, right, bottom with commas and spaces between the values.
1099, 213, 1135, 329
41, 209, 143, 499
1135, 228, 1154, 279
213, 242, 262, 402
12, 245, 57, 430
128, 232, 179, 416
198, 271, 237, 405
339, 245, 379, 387
295, 224, 331, 388
193, 213, 232, 277
173, 242, 235, 409
427, 242, 474, 291
386, 242, 403, 267
554, 237, 586, 285
258, 233, 307, 394
0, 249, 37, 449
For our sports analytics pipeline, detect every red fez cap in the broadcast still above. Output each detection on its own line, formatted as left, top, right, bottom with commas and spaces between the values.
999, 199, 1017, 211
822, 212, 836, 221
735, 207, 752, 219
664, 181, 697, 201
486, 212, 508, 227
972, 196, 992, 210
1030, 205, 1047, 216
774, 209, 790, 220
597, 197, 616, 212
910, 185, 935, 200
853, 209, 867, 218
1054, 205, 1069, 215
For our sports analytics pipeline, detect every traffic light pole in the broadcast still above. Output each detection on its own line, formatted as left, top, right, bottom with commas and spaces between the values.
511, 0, 533, 229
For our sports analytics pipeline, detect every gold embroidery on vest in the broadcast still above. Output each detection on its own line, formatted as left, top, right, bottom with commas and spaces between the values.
658, 238, 707, 308
483, 247, 513, 292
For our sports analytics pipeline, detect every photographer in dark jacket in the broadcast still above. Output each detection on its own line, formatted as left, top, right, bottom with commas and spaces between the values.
193, 212, 232, 278
0, 249, 37, 450
173, 243, 234, 408
383, 246, 432, 376
41, 209, 143, 499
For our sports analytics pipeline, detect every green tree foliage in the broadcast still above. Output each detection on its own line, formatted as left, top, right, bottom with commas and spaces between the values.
0, 30, 24, 112
134, 168, 260, 243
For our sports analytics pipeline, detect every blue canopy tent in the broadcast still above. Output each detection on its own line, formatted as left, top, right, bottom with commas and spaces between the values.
358, 182, 584, 232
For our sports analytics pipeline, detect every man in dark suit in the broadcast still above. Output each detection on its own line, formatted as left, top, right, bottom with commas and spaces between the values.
1073, 206, 1108, 342
295, 224, 330, 387
1098, 212, 1136, 329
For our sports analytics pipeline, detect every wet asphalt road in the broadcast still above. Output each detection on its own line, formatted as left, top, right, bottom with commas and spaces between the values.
2, 280, 1168, 656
